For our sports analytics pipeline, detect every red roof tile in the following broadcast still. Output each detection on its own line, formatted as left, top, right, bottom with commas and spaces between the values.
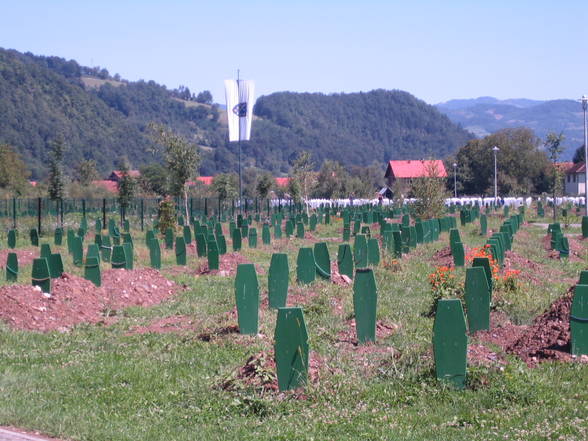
93, 180, 119, 193
566, 162, 585, 174
275, 177, 290, 187
385, 160, 447, 179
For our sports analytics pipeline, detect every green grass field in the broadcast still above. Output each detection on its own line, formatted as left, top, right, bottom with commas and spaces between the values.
0, 211, 587, 441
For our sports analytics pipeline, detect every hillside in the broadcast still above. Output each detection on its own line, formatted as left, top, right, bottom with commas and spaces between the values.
0, 47, 473, 179
437, 97, 584, 159
247, 90, 473, 172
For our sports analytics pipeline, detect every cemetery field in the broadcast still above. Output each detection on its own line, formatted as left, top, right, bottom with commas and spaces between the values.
0, 211, 587, 441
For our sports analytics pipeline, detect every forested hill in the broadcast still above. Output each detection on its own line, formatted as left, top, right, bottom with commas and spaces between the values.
248, 91, 473, 171
0, 48, 223, 178
0, 47, 473, 179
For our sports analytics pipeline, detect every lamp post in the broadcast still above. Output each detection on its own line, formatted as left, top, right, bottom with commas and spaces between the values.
492, 146, 500, 205
453, 162, 457, 198
582, 95, 588, 215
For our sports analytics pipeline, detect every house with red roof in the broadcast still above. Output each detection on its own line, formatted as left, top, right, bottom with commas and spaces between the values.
384, 160, 447, 192
274, 177, 290, 188
108, 170, 141, 182
564, 162, 585, 195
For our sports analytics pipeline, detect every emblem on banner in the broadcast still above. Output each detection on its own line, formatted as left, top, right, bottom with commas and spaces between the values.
233, 102, 248, 117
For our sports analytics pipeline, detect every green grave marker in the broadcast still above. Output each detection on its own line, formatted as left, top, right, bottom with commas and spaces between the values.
560, 237, 570, 259
123, 242, 134, 269
149, 238, 161, 269
274, 307, 309, 391
165, 228, 174, 250
449, 228, 461, 248
32, 258, 51, 293
231, 229, 242, 252
248, 228, 258, 248
571, 284, 588, 355
94, 234, 103, 248
472, 257, 493, 294
309, 214, 317, 231
285, 220, 294, 237
100, 235, 112, 262
353, 234, 368, 268
582, 216, 588, 239
392, 231, 403, 258
337, 244, 354, 280
95, 219, 102, 232
145, 229, 155, 245
111, 245, 127, 269
71, 237, 83, 267
480, 215, 487, 236
86, 243, 101, 263
274, 223, 282, 239
452, 242, 465, 267
296, 247, 316, 285
262, 224, 271, 245
313, 242, 331, 279
54, 227, 63, 246
217, 235, 227, 255
30, 228, 39, 246
40, 243, 51, 260
269, 253, 289, 308
353, 268, 378, 344
84, 256, 101, 287
207, 240, 220, 270
464, 267, 490, 333
579, 271, 588, 285
432, 299, 467, 389
196, 233, 208, 257
367, 238, 380, 266
6, 252, 18, 282
7, 230, 16, 249
48, 253, 63, 279
183, 225, 192, 245
296, 222, 305, 239
234, 263, 259, 335
175, 237, 187, 265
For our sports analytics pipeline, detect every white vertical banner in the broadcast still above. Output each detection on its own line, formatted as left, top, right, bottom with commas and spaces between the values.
224, 79, 255, 142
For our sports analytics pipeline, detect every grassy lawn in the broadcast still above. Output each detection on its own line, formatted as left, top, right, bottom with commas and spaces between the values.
0, 210, 587, 441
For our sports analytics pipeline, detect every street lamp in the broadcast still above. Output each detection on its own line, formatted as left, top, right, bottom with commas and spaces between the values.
453, 162, 457, 198
492, 146, 500, 205
582, 95, 588, 215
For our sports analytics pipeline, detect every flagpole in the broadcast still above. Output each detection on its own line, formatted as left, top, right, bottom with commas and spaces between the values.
237, 69, 242, 213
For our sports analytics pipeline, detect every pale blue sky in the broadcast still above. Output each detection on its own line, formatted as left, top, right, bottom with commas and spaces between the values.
1, 1, 587, 104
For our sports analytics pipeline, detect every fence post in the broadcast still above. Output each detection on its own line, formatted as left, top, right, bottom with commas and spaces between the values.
102, 198, 106, 229
60, 198, 64, 226
82, 199, 86, 218
218, 197, 221, 220
12, 197, 16, 229
37, 197, 42, 236
140, 199, 144, 231
204, 198, 208, 217
190, 198, 193, 219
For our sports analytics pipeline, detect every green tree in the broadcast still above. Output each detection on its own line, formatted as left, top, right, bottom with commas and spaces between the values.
213, 173, 238, 200
139, 163, 168, 196
48, 138, 66, 200
75, 159, 99, 186
290, 151, 316, 213
314, 160, 347, 198
195, 90, 213, 104
573, 144, 586, 164
255, 172, 274, 199
411, 161, 448, 219
117, 157, 136, 221
544, 132, 565, 221
149, 123, 201, 219
0, 143, 30, 196
455, 128, 551, 196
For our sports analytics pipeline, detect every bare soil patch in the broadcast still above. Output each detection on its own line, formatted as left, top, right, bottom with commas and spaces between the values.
196, 253, 263, 276
0, 247, 38, 268
0, 269, 180, 332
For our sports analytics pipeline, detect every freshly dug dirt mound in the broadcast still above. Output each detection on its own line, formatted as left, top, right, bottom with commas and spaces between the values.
432, 246, 453, 267
337, 319, 399, 347
506, 289, 574, 366
0, 248, 38, 268
197, 252, 259, 276
0, 269, 180, 332
219, 350, 323, 394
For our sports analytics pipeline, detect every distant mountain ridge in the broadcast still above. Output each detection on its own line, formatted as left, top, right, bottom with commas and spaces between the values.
436, 96, 584, 159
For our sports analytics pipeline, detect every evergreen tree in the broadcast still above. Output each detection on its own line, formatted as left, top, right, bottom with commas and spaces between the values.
117, 157, 136, 221
48, 138, 66, 200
